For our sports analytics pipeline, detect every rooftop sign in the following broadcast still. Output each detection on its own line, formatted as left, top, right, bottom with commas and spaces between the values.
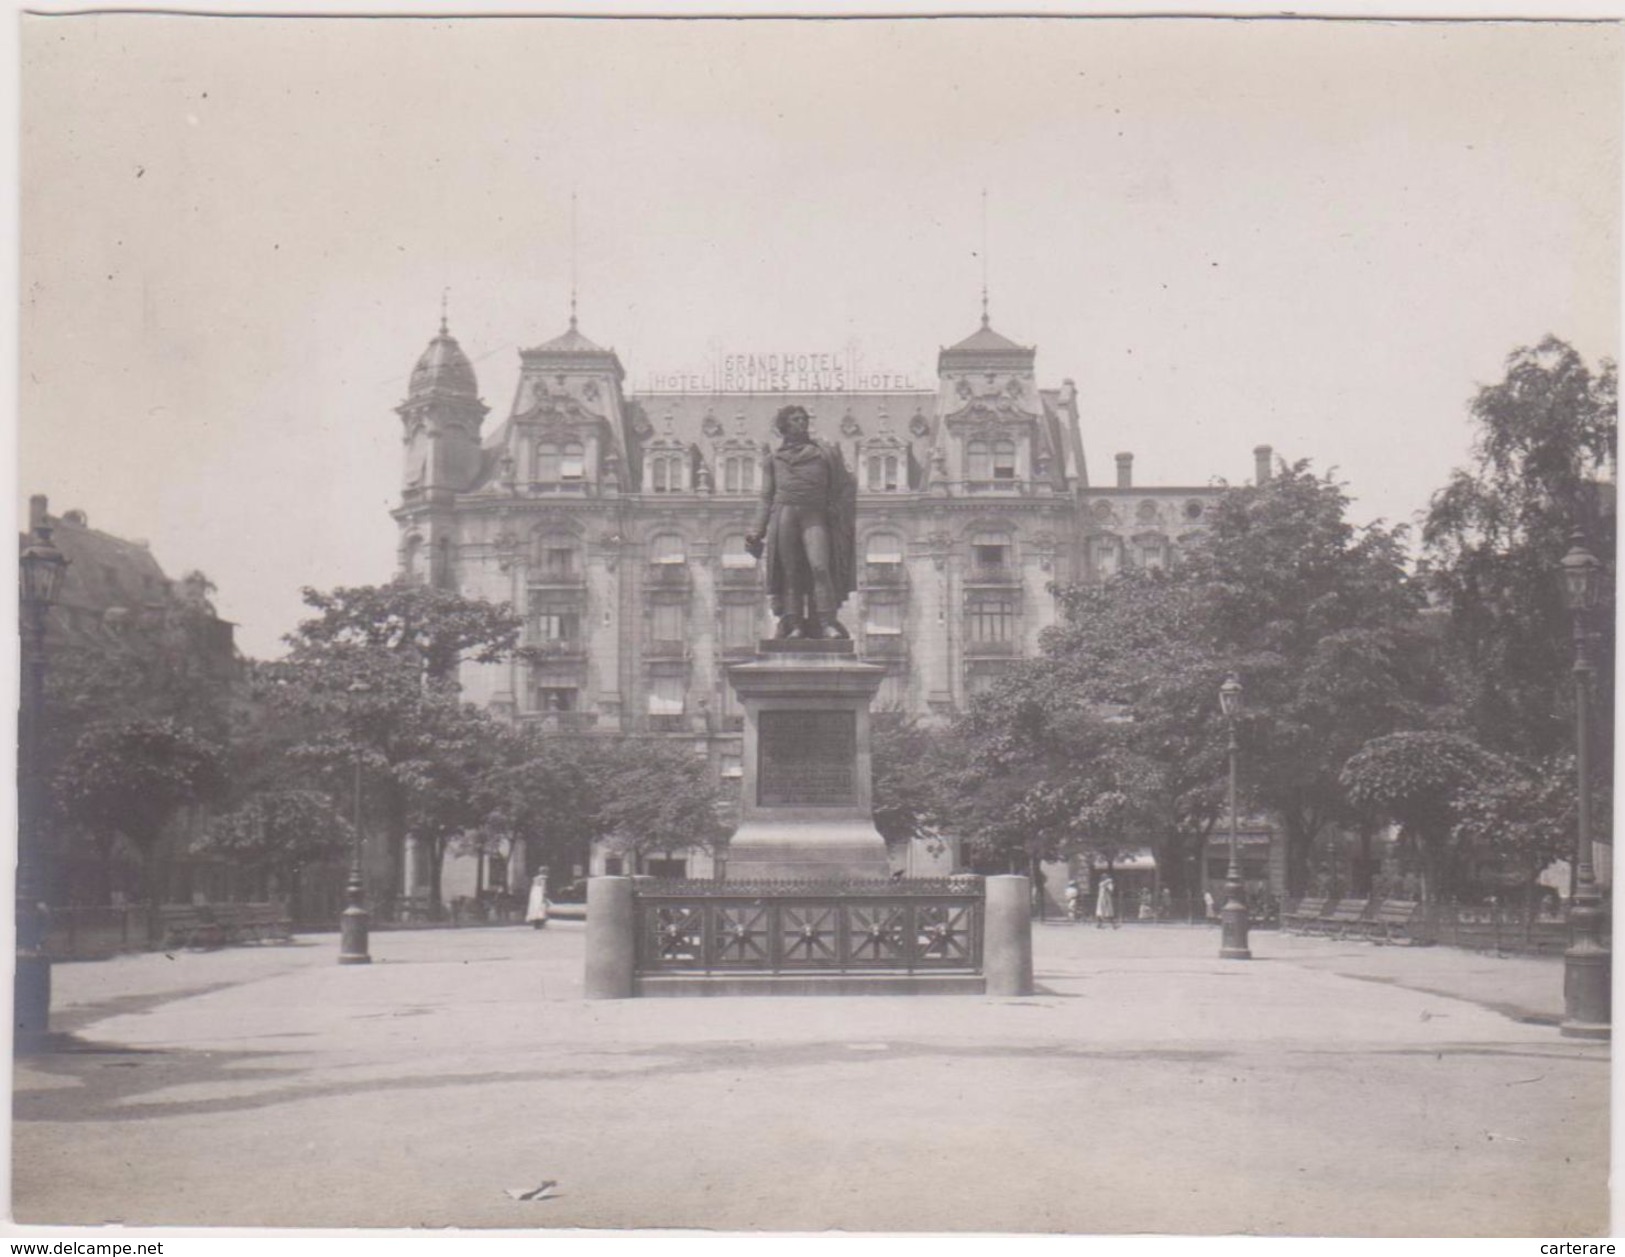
641, 348, 923, 394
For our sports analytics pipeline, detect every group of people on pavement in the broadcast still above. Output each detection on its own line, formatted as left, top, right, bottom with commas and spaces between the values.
1064, 875, 1123, 927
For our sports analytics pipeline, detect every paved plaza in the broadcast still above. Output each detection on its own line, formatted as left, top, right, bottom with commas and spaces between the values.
9, 921, 1611, 1236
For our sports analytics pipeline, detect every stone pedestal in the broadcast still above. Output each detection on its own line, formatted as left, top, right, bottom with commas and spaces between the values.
724, 640, 891, 881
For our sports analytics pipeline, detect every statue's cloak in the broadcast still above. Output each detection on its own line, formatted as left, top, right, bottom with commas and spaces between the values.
753, 438, 857, 606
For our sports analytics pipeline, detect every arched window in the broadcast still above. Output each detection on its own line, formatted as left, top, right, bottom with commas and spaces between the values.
971, 530, 1012, 573
535, 533, 578, 581
967, 439, 992, 481
720, 532, 754, 568
866, 531, 904, 564
992, 440, 1016, 481
650, 532, 686, 565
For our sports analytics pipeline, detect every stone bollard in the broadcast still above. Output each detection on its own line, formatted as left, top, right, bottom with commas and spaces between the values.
984, 875, 1034, 997
583, 876, 635, 999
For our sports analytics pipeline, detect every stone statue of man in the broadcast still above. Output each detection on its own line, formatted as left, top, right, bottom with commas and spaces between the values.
744, 404, 857, 640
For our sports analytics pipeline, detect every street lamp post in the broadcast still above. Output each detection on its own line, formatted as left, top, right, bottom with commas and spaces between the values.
338, 680, 372, 965
17, 500, 69, 1050
1218, 673, 1251, 961
1559, 532, 1608, 1039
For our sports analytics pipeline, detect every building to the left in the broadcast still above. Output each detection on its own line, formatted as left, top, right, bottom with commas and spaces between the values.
22, 495, 246, 910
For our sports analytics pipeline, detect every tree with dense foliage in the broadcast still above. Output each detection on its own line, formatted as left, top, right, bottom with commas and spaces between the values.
1420, 336, 1616, 864
946, 574, 1229, 890
466, 727, 603, 889
198, 788, 354, 902
289, 581, 525, 683
868, 712, 953, 850
469, 732, 726, 883
591, 738, 728, 867
1180, 462, 1439, 893
1340, 731, 1517, 902
265, 583, 526, 910
53, 717, 227, 902
941, 462, 1433, 896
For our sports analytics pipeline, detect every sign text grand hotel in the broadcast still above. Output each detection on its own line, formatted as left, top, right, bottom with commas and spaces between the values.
643, 348, 922, 394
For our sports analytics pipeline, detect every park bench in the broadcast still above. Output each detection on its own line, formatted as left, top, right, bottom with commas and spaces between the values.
159, 903, 290, 950
1317, 897, 1372, 939
1362, 899, 1425, 946
212, 902, 292, 945
1281, 897, 1330, 933
159, 905, 227, 950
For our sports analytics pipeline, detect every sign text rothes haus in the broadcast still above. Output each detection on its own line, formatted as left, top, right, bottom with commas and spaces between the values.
643, 347, 921, 394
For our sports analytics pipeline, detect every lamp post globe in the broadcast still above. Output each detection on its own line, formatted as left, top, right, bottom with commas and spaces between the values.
1559, 531, 1608, 1039
338, 679, 373, 966
1219, 673, 1251, 961
17, 503, 68, 1051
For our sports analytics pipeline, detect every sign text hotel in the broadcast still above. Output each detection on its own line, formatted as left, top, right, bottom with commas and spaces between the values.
644, 348, 921, 394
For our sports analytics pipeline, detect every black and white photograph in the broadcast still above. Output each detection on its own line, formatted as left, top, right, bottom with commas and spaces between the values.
9, 3, 1620, 1244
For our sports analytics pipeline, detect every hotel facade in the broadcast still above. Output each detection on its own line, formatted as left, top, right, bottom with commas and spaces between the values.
391, 311, 1271, 882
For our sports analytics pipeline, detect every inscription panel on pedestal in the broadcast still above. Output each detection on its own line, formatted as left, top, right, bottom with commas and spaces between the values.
757, 710, 857, 807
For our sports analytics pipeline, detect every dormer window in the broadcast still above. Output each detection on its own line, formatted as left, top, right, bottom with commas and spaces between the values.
992, 441, 1016, 481
866, 454, 900, 492
650, 452, 685, 493
560, 442, 585, 482
723, 454, 758, 494
967, 439, 991, 481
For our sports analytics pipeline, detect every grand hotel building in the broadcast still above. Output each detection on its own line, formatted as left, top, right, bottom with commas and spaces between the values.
393, 311, 1272, 879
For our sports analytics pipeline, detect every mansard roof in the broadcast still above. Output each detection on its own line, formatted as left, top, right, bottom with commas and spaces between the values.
624, 391, 939, 452
527, 321, 608, 355
938, 316, 1036, 373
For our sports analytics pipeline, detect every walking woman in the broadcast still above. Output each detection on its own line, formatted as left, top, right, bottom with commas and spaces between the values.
1095, 874, 1118, 929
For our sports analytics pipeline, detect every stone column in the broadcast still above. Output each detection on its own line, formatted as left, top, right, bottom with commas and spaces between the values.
584, 876, 635, 999
984, 875, 1034, 997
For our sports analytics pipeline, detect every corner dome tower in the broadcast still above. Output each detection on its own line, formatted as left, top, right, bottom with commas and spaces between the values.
409, 315, 480, 400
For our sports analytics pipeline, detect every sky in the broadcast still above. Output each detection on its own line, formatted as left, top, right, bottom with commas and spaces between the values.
17, 12, 1623, 659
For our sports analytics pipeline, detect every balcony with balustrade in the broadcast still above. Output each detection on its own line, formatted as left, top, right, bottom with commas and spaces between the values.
645, 563, 692, 590
964, 562, 1020, 588
861, 561, 908, 588
526, 637, 588, 663
717, 564, 761, 589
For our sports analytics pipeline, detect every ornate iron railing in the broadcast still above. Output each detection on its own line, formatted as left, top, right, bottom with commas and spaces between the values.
633, 878, 985, 975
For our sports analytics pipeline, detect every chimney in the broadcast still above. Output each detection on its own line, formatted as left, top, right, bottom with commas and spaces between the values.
1115, 452, 1133, 489
1254, 444, 1273, 486
28, 494, 47, 532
